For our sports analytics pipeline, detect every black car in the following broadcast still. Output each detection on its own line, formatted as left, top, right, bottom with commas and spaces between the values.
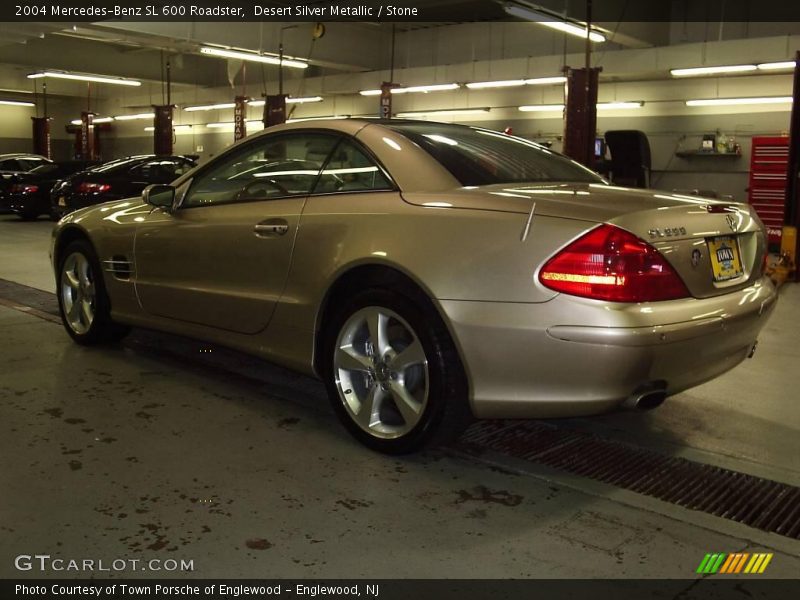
51, 155, 197, 218
3, 161, 99, 220
0, 153, 53, 214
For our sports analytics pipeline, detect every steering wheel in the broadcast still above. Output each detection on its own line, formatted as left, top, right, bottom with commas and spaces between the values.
236, 178, 289, 201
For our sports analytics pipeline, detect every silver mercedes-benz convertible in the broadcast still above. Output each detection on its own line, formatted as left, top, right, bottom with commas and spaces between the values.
51, 119, 777, 453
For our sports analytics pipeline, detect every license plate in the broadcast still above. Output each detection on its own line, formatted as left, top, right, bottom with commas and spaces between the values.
58, 196, 65, 207
707, 235, 743, 282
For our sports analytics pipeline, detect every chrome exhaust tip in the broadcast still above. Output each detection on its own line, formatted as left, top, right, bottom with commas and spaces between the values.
623, 382, 667, 411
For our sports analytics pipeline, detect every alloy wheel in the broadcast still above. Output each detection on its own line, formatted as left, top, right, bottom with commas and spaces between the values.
60, 252, 96, 335
333, 306, 429, 439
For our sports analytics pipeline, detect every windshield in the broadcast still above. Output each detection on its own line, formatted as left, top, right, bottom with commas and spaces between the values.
30, 164, 59, 176
386, 123, 604, 186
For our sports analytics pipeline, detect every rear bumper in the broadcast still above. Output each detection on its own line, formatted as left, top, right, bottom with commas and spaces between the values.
4, 193, 49, 215
439, 277, 777, 418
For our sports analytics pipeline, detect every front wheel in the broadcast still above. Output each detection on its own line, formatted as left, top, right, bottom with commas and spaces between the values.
323, 288, 471, 454
57, 239, 130, 345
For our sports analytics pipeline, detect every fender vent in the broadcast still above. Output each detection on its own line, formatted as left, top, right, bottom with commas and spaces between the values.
103, 256, 134, 280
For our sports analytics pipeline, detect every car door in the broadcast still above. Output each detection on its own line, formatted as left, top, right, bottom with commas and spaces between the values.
133, 132, 340, 334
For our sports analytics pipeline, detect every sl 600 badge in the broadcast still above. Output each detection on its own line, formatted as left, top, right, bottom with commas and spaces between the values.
648, 227, 687, 238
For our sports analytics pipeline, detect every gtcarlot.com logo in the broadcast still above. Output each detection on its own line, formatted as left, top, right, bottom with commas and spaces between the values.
697, 552, 773, 574
14, 554, 194, 573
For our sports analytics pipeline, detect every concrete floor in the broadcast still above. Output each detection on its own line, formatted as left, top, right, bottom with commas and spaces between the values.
1, 214, 799, 580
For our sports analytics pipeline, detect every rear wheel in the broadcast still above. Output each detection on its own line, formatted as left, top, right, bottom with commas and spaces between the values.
57, 239, 129, 345
323, 288, 471, 454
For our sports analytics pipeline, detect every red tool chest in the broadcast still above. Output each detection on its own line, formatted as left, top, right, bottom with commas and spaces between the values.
748, 136, 789, 246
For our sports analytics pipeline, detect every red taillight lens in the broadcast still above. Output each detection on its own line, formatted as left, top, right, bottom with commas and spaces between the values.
11, 184, 38, 193
539, 224, 690, 302
78, 182, 111, 193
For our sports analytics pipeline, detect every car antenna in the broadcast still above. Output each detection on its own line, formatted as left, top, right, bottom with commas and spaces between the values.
521, 200, 536, 242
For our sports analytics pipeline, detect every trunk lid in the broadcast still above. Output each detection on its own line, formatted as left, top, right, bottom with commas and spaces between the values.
402, 183, 768, 299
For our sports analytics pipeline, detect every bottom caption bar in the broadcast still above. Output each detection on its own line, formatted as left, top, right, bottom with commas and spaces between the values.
4, 579, 800, 599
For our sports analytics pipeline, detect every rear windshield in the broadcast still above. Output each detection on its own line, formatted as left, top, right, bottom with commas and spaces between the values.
88, 156, 152, 173
386, 123, 604, 186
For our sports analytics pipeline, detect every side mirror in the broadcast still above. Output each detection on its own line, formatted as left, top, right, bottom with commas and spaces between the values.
142, 184, 175, 210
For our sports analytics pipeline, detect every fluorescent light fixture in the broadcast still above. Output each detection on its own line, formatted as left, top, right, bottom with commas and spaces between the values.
70, 117, 113, 125
184, 102, 236, 112
504, 5, 605, 42
670, 64, 757, 77
200, 47, 308, 69
114, 112, 155, 121
597, 101, 643, 110
395, 108, 490, 118
0, 100, 35, 107
465, 76, 566, 90
686, 96, 793, 106
286, 96, 323, 104
537, 21, 606, 42
360, 83, 459, 96
144, 125, 193, 133
466, 79, 526, 89
250, 96, 323, 106
28, 71, 141, 86
518, 104, 565, 112
396, 83, 459, 94
525, 76, 567, 85
757, 61, 797, 70
518, 102, 641, 112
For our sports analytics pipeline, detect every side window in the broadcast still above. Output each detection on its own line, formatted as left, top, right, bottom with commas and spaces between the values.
17, 159, 43, 171
130, 159, 190, 183
313, 140, 393, 194
0, 159, 21, 171
182, 134, 338, 208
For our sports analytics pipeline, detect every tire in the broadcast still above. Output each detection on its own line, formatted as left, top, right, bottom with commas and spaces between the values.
18, 210, 39, 221
56, 239, 130, 345
323, 287, 471, 454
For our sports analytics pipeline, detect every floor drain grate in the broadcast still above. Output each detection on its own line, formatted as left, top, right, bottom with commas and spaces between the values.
459, 420, 800, 540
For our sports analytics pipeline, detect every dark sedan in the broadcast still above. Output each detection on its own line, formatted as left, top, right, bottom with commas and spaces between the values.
0, 153, 53, 213
51, 155, 197, 219
3, 161, 99, 220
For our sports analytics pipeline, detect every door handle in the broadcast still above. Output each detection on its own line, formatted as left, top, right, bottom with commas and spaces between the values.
254, 219, 289, 237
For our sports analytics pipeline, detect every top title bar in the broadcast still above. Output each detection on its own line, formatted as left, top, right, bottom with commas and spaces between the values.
4, 0, 800, 22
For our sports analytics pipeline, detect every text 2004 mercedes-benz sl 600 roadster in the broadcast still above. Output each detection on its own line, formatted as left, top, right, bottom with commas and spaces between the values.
51, 119, 777, 453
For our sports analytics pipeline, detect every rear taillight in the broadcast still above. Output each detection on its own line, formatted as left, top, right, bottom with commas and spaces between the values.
11, 184, 38, 193
539, 224, 690, 302
78, 182, 111, 193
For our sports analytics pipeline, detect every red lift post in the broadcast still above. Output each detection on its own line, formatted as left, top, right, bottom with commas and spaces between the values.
31, 81, 51, 159
234, 95, 248, 141
562, 1, 600, 170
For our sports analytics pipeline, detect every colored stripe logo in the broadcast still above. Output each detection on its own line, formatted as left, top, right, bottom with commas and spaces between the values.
696, 553, 773, 574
